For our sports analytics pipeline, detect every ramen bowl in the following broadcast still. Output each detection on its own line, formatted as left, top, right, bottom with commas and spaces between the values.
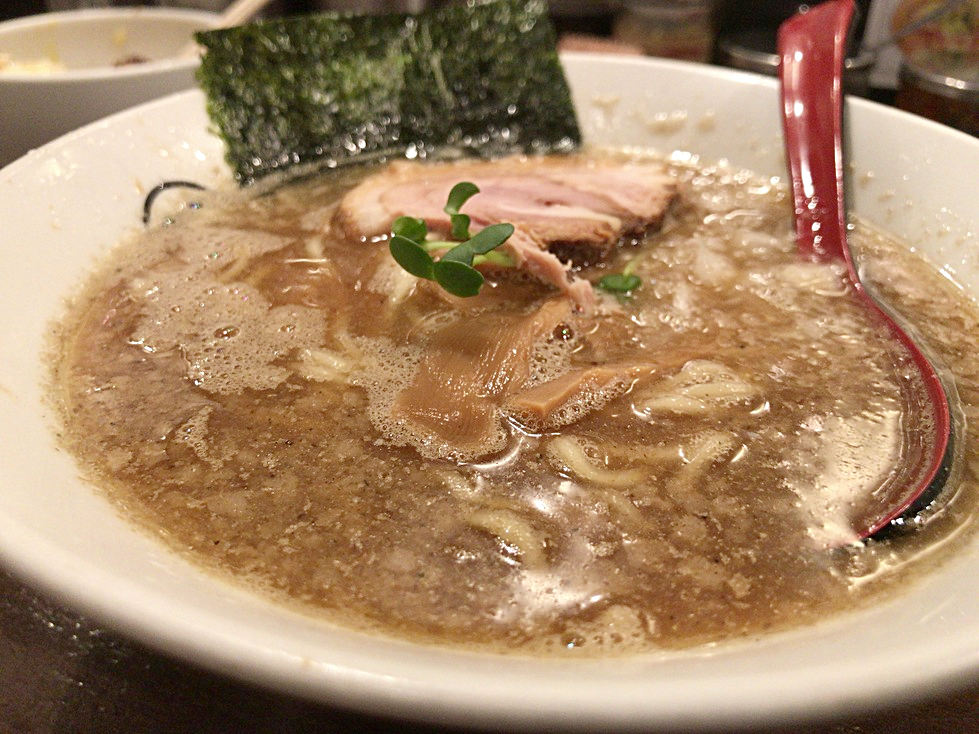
0, 7, 218, 166
0, 54, 978, 732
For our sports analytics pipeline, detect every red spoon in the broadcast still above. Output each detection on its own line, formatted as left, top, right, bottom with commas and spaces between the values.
777, 0, 953, 541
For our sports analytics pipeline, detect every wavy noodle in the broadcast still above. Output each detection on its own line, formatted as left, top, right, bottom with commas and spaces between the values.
635, 359, 760, 417
435, 468, 476, 497
776, 261, 848, 296
601, 443, 680, 465
368, 256, 419, 308
734, 228, 784, 254
546, 435, 645, 488
681, 380, 759, 401
296, 334, 363, 383
304, 234, 326, 260
673, 430, 741, 488
691, 241, 737, 284
639, 394, 717, 415
468, 507, 548, 568
594, 487, 645, 525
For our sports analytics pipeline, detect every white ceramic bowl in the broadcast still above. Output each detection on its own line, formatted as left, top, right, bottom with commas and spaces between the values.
0, 8, 218, 166
0, 54, 978, 732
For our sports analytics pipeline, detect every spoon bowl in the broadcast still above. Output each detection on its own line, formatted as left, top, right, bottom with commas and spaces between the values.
777, 0, 954, 540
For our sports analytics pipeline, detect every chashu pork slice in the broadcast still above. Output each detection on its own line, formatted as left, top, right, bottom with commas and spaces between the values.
389, 299, 572, 460
333, 155, 677, 309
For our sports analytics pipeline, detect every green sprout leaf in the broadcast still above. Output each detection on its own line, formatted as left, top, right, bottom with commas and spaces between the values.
392, 216, 428, 242
433, 260, 485, 297
473, 249, 515, 268
598, 254, 642, 295
449, 213, 472, 242
598, 273, 642, 293
444, 182, 479, 215
390, 235, 435, 279
468, 223, 515, 255
445, 182, 479, 240
389, 181, 513, 297
439, 241, 476, 265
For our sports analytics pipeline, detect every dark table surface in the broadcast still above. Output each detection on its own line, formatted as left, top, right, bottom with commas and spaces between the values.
2, 567, 977, 734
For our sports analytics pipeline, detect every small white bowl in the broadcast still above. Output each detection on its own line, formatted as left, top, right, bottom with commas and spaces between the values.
0, 7, 218, 166
0, 54, 977, 732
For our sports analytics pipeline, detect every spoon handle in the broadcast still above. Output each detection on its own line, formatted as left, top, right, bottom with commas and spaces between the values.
778, 0, 856, 278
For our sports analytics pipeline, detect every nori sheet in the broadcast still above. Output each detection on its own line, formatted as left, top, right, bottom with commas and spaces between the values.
195, 0, 580, 183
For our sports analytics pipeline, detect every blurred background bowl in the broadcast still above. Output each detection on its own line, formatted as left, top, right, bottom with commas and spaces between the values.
0, 7, 218, 166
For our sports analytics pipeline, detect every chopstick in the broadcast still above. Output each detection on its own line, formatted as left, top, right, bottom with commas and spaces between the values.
179, 0, 275, 59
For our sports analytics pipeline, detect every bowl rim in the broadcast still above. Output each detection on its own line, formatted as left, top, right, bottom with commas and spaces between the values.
0, 7, 219, 81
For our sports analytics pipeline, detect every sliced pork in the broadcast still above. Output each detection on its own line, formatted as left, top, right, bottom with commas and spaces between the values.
506, 364, 655, 431
390, 299, 572, 458
333, 155, 677, 309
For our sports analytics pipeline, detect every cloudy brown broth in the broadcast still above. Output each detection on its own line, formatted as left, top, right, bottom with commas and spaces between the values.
48, 150, 979, 655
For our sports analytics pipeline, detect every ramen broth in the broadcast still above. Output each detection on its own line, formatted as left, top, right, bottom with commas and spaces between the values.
49, 151, 979, 655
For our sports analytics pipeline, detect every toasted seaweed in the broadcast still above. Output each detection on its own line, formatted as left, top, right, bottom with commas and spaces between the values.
195, 0, 580, 184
